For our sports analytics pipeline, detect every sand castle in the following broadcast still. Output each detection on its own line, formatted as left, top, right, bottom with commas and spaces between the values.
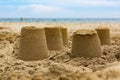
95, 27, 110, 45
71, 29, 102, 58
45, 27, 64, 50
61, 27, 68, 45
18, 26, 49, 61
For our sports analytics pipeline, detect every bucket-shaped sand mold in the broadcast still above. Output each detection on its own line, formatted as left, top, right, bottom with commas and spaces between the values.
71, 29, 102, 58
61, 27, 68, 45
45, 27, 64, 50
18, 26, 49, 61
95, 27, 110, 45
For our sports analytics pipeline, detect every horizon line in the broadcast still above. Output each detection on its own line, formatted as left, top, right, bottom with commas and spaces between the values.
0, 17, 119, 19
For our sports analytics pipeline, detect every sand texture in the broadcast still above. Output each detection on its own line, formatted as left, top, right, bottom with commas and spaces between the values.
0, 22, 120, 80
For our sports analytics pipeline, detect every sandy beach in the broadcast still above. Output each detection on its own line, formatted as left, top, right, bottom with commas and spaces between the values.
1, 22, 120, 80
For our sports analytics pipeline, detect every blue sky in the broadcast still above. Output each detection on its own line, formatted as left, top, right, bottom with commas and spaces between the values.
0, 0, 120, 18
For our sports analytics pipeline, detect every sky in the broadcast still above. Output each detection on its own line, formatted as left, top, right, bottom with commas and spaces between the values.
0, 0, 120, 18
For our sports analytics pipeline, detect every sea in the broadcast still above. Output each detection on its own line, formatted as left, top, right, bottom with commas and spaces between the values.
0, 18, 120, 23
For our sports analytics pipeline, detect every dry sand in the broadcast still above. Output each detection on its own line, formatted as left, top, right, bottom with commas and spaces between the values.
0, 22, 120, 80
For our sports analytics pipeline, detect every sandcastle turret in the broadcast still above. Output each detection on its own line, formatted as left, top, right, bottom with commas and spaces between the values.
71, 29, 102, 58
95, 27, 110, 45
45, 27, 64, 50
61, 27, 68, 45
18, 26, 49, 61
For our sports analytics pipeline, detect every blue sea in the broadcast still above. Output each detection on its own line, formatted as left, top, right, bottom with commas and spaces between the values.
0, 18, 120, 23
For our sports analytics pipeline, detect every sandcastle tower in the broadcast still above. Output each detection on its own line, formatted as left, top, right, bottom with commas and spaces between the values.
95, 27, 110, 45
71, 29, 102, 58
61, 27, 68, 45
18, 26, 49, 61
45, 27, 64, 50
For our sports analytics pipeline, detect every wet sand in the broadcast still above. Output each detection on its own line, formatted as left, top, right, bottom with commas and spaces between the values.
0, 22, 120, 80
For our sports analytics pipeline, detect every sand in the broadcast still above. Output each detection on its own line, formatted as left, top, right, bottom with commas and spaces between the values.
0, 22, 120, 80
